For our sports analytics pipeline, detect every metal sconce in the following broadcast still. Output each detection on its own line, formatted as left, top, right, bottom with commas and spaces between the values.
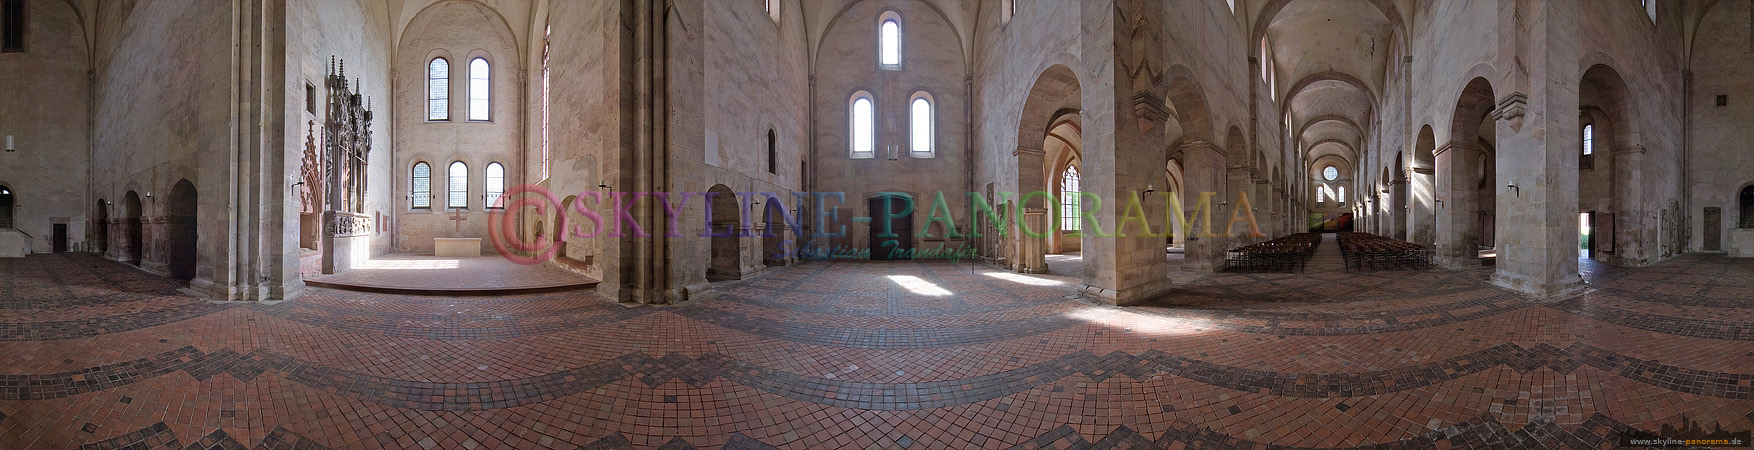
1506, 183, 1520, 197
4, 135, 14, 152
886, 145, 899, 161
1144, 184, 1155, 194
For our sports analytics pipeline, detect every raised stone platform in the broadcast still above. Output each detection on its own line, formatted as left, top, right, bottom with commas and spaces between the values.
304, 253, 597, 296
434, 237, 482, 257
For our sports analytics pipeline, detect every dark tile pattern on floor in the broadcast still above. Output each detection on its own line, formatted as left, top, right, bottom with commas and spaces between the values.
2, 252, 1753, 449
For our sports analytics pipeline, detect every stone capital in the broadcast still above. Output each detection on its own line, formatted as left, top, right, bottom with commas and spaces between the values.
1177, 140, 1221, 157
1432, 140, 1480, 158
1013, 147, 1045, 158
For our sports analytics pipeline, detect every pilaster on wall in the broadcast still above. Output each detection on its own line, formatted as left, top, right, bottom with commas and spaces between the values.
599, 0, 691, 305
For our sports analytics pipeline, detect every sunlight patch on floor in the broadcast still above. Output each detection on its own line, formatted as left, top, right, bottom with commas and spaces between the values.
356, 259, 463, 270
1063, 308, 1211, 336
980, 271, 1065, 286
887, 275, 954, 296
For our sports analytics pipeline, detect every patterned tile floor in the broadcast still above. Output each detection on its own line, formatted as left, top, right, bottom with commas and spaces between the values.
1, 236, 1752, 449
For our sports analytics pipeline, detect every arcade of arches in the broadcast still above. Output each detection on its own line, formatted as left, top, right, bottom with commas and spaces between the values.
3, 0, 1754, 448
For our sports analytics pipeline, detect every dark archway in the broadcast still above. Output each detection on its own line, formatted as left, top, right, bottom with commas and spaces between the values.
0, 185, 12, 229
1738, 185, 1754, 228
122, 191, 143, 265
166, 180, 198, 280
92, 199, 108, 254
707, 184, 741, 280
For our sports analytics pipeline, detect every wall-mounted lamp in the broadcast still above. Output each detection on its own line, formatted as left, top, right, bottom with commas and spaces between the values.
4, 135, 14, 152
1506, 183, 1520, 197
886, 145, 899, 161
1144, 184, 1155, 194
598, 184, 611, 190
145, 191, 153, 199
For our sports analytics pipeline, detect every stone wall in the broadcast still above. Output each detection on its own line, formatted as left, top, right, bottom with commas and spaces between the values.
811, 0, 969, 263
284, 0, 393, 285
391, 1, 523, 254
1688, 0, 1754, 253
90, 0, 234, 292
0, 0, 89, 254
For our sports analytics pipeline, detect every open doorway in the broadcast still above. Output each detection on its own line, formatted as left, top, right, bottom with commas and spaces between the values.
1579, 211, 1593, 260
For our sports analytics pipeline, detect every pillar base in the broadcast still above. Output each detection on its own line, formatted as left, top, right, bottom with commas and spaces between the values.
1081, 278, 1176, 307
1489, 271, 1585, 299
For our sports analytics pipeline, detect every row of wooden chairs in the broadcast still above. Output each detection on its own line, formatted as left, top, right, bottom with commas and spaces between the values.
1337, 232, 1431, 271
1223, 233, 1323, 272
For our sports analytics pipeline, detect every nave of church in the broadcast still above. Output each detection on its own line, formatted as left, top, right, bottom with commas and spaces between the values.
2, 0, 1754, 448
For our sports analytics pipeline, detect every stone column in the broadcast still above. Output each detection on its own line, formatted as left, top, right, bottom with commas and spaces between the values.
1390, 177, 1408, 240
1611, 145, 1647, 265
1178, 140, 1226, 272
1254, 176, 1272, 240
1434, 140, 1481, 268
1409, 166, 1436, 247
1017, 208, 1048, 274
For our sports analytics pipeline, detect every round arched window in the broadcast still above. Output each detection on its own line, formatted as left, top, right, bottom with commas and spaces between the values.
1322, 165, 1338, 181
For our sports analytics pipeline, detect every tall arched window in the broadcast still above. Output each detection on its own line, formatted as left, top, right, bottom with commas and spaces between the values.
1582, 124, 1594, 156
448, 161, 469, 209
910, 93, 933, 157
850, 92, 875, 158
468, 58, 490, 121
1061, 166, 1081, 231
878, 14, 901, 68
1337, 186, 1346, 205
411, 163, 432, 209
540, 25, 551, 179
485, 163, 505, 208
1315, 185, 1325, 203
767, 129, 777, 173
427, 58, 449, 120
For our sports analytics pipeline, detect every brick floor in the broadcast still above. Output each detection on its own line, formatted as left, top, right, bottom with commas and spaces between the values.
0, 251, 1751, 449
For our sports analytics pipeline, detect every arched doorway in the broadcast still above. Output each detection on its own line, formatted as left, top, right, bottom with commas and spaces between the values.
1012, 64, 1081, 273
166, 180, 198, 280
122, 191, 143, 265
762, 198, 787, 267
1436, 77, 1499, 267
868, 193, 914, 260
1741, 185, 1754, 228
0, 185, 12, 229
92, 199, 108, 254
1411, 125, 1437, 246
707, 184, 741, 280
1578, 63, 1641, 264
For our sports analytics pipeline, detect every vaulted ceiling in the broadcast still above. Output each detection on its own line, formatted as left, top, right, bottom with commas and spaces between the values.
1260, 0, 1399, 170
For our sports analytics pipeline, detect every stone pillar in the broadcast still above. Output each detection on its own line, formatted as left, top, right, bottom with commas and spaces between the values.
1179, 140, 1226, 272
1409, 167, 1436, 247
1017, 208, 1048, 274
1390, 178, 1408, 240
1610, 145, 1647, 265
1254, 177, 1272, 240
1488, 89, 1582, 297
1434, 140, 1481, 268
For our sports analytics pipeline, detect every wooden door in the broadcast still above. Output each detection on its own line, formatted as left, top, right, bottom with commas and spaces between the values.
868, 196, 914, 260
1705, 207, 1722, 251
